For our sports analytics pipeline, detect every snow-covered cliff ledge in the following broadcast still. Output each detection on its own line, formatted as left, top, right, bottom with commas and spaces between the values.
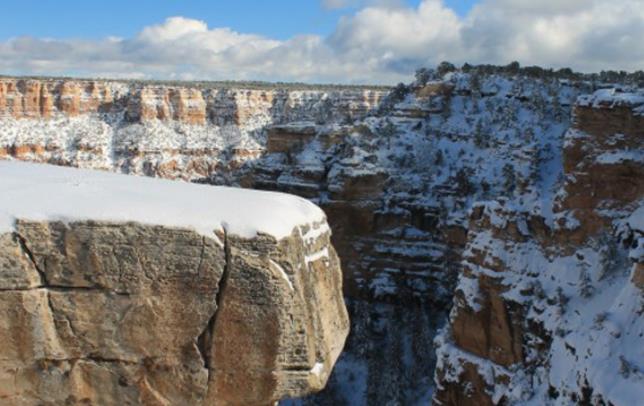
0, 160, 326, 239
0, 161, 349, 405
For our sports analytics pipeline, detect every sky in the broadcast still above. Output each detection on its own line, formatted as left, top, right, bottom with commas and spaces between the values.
1, 0, 642, 84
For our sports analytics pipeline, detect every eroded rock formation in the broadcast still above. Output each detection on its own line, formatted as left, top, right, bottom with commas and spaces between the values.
0, 78, 383, 125
0, 162, 349, 405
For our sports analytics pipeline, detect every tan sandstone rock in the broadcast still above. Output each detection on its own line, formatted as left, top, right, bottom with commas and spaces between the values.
0, 164, 349, 405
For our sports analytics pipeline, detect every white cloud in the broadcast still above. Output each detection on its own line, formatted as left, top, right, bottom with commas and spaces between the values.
330, 1, 462, 60
1, 1, 642, 84
461, 0, 644, 72
138, 16, 208, 42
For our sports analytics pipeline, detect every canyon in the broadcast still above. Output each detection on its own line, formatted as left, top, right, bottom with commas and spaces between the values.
0, 68, 642, 404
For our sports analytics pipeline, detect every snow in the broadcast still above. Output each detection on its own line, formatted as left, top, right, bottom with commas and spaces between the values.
310, 362, 325, 377
369, 272, 398, 298
300, 222, 330, 245
269, 259, 294, 291
442, 203, 644, 405
577, 88, 644, 113
595, 150, 644, 164
0, 160, 326, 239
626, 203, 644, 232
305, 247, 329, 265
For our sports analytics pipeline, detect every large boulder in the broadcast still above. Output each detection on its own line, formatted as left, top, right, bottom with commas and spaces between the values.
0, 161, 349, 405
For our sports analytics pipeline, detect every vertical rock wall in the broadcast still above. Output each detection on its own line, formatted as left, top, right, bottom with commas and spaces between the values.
0, 195, 348, 404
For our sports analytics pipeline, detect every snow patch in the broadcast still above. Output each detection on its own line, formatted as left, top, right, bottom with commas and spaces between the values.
310, 362, 325, 377
305, 247, 329, 266
269, 259, 293, 291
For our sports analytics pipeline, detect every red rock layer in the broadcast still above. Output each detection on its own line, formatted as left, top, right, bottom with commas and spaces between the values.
0, 79, 115, 118
557, 99, 644, 241
0, 78, 385, 127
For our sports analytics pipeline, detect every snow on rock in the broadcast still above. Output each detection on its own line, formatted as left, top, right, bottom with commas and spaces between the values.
577, 88, 644, 113
595, 150, 644, 164
434, 83, 644, 405
0, 160, 325, 239
305, 247, 330, 266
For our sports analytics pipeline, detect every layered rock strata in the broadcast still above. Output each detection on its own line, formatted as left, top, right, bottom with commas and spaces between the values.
0, 78, 383, 125
0, 161, 349, 405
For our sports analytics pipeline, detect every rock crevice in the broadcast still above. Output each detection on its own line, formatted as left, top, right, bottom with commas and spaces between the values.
197, 231, 229, 376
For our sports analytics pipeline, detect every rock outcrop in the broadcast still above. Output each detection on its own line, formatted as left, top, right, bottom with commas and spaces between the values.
557, 88, 644, 241
0, 161, 349, 405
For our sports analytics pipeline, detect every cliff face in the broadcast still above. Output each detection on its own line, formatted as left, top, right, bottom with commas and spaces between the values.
0, 161, 349, 405
558, 90, 644, 240
0, 78, 383, 124
1, 73, 642, 404
0, 78, 384, 183
434, 90, 644, 405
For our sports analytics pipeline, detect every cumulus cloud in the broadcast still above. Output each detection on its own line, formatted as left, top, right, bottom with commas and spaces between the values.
461, 0, 644, 72
1, 1, 642, 84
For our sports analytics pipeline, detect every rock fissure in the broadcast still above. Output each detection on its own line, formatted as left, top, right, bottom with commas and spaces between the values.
0, 285, 131, 294
14, 232, 47, 285
282, 365, 316, 372
197, 230, 230, 373
196, 236, 207, 282
33, 356, 143, 366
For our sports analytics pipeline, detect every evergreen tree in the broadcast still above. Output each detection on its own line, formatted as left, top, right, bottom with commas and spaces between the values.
502, 164, 516, 193
415, 68, 431, 86
434, 149, 444, 166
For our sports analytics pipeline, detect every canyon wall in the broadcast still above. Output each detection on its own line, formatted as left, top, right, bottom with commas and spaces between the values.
1, 73, 642, 404
434, 89, 644, 405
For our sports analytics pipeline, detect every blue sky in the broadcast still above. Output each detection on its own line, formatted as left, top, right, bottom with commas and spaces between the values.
1, 0, 477, 41
0, 0, 641, 84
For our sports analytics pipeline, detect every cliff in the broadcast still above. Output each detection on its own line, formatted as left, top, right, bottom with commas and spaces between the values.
434, 89, 644, 405
0, 161, 349, 405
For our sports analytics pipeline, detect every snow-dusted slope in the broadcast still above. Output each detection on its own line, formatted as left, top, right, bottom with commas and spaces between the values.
434, 86, 644, 405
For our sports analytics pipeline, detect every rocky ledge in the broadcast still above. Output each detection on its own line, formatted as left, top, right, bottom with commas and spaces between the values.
0, 161, 349, 405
